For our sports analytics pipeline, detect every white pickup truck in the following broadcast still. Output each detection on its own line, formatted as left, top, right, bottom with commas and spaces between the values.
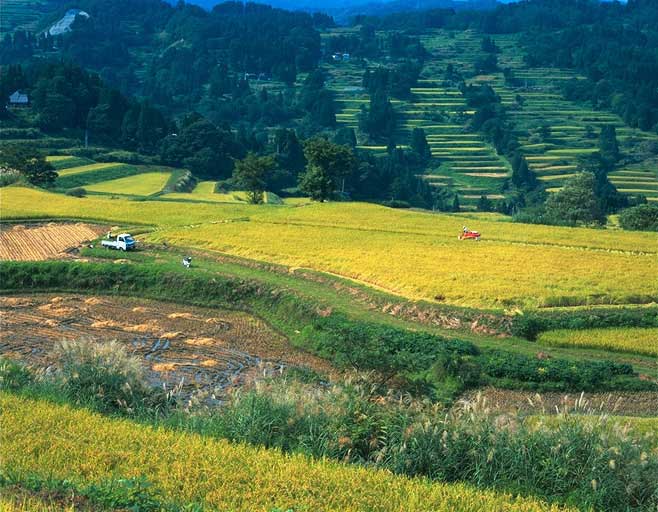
102, 233, 137, 251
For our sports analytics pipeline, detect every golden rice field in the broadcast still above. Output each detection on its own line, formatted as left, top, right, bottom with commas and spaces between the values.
0, 394, 571, 512
152, 218, 657, 307
45, 155, 74, 162
85, 171, 171, 196
538, 328, 658, 357
0, 187, 263, 226
56, 162, 125, 177
2, 187, 657, 307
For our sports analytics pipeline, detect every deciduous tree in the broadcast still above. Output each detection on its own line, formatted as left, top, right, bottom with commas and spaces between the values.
233, 153, 276, 204
300, 138, 356, 201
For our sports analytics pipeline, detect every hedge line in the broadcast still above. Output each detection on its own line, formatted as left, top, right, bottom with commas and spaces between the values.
512, 307, 658, 340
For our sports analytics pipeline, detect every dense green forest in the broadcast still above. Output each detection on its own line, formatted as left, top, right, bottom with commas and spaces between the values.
2, 0, 658, 226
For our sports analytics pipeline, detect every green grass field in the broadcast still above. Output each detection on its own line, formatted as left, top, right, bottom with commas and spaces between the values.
85, 171, 171, 196
161, 181, 287, 204
50, 159, 163, 190
45, 155, 94, 170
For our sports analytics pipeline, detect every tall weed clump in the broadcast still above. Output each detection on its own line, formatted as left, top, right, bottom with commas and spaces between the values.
53, 339, 173, 416
183, 380, 658, 511
393, 396, 658, 511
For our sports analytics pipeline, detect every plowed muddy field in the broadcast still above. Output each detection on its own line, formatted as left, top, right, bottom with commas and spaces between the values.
0, 294, 329, 403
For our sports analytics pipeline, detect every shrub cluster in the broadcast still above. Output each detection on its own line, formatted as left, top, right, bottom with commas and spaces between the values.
0, 167, 22, 187
54, 339, 174, 415
174, 170, 197, 192
300, 315, 656, 395
0, 359, 32, 390
65, 187, 87, 197
162, 169, 196, 193
479, 351, 644, 392
512, 307, 658, 341
300, 315, 480, 396
0, 127, 41, 139
619, 203, 658, 232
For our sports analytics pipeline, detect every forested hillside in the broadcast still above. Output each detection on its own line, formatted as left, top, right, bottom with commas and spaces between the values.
2, 0, 658, 225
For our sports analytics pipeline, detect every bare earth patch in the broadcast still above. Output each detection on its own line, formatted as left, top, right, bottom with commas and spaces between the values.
0, 223, 105, 261
0, 294, 331, 404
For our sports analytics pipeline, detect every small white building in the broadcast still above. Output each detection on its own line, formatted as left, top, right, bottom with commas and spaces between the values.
48, 9, 89, 36
332, 53, 351, 62
8, 91, 29, 107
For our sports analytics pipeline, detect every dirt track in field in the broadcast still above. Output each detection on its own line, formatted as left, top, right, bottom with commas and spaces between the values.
0, 223, 105, 261
0, 294, 330, 404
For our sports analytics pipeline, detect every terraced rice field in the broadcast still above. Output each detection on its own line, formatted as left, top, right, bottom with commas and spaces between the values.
420, 29, 487, 77
57, 162, 126, 177
0, 295, 325, 401
0, 223, 103, 261
46, 155, 94, 170
609, 165, 658, 202
0, 187, 261, 226
488, 32, 658, 194
408, 85, 509, 207
411, 29, 658, 198
0, 393, 572, 512
325, 29, 509, 208
162, 181, 284, 204
0, 0, 46, 33
85, 171, 171, 196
